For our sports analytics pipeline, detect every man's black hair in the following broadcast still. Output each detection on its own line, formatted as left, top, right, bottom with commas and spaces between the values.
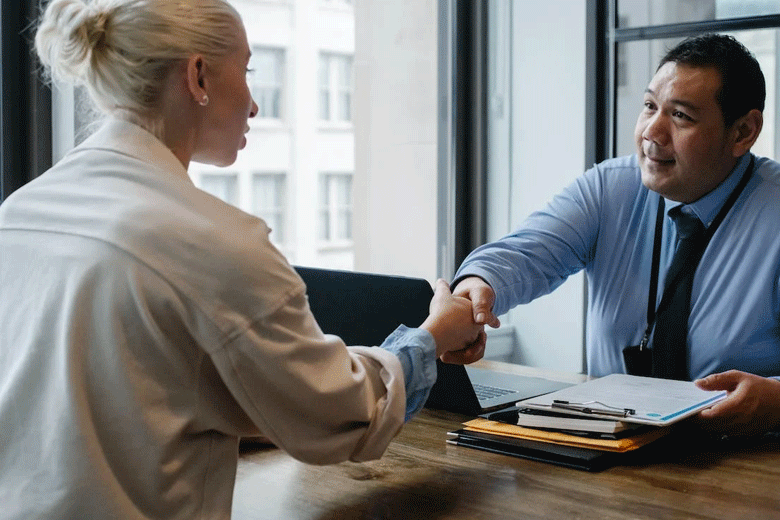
659, 33, 765, 127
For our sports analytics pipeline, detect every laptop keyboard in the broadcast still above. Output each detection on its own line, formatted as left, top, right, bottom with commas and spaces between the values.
473, 383, 515, 401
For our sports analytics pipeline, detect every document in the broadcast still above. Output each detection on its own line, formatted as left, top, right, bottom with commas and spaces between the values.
459, 418, 670, 452
517, 373, 727, 426
484, 406, 639, 434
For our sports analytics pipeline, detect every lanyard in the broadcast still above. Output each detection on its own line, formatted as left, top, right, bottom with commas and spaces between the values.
638, 156, 755, 351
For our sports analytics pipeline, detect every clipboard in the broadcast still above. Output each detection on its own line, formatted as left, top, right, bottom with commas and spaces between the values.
516, 373, 727, 426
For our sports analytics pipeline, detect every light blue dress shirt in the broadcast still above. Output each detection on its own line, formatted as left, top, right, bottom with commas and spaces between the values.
456, 153, 780, 380
380, 325, 438, 421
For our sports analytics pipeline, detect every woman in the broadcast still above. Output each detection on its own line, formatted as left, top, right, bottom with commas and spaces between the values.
0, 1, 484, 518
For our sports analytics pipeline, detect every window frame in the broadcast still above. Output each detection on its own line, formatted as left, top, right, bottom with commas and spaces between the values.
318, 171, 353, 247
251, 171, 287, 245
318, 52, 354, 125
599, 2, 780, 161
249, 46, 285, 121
1, 1, 52, 203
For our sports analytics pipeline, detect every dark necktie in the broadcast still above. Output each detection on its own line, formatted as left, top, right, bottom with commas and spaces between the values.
651, 208, 705, 380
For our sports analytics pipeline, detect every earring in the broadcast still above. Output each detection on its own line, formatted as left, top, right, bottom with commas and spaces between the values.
199, 95, 209, 107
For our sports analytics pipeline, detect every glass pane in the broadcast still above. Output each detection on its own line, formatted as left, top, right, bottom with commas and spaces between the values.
250, 48, 283, 119
252, 174, 280, 209
320, 92, 330, 120
318, 209, 330, 240
335, 175, 351, 205
252, 174, 285, 243
199, 174, 238, 206
338, 92, 351, 121
319, 55, 330, 88
618, 0, 780, 28
614, 30, 778, 160
338, 57, 352, 88
337, 209, 352, 239
188, 1, 356, 267
319, 176, 330, 206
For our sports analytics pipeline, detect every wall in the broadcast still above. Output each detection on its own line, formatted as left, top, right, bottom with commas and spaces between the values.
488, 1, 588, 372
353, 0, 440, 281
355, 0, 588, 372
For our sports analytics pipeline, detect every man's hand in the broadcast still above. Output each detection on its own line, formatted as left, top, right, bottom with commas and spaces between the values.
451, 276, 501, 328
420, 279, 486, 364
694, 370, 780, 436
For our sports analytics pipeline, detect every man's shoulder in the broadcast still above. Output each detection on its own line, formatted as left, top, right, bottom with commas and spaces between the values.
754, 155, 780, 187
584, 154, 643, 194
594, 154, 640, 172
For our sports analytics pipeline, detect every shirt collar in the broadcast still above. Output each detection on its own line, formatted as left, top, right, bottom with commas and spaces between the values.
74, 117, 193, 184
663, 153, 752, 227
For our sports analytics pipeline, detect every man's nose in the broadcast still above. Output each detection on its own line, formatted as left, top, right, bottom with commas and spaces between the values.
642, 111, 669, 146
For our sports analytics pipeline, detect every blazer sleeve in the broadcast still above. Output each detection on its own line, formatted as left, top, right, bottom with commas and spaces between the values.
207, 289, 406, 464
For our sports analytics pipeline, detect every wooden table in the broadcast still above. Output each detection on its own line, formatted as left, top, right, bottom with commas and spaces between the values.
233, 362, 780, 520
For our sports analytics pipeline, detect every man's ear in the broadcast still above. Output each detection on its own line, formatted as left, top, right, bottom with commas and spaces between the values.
186, 55, 208, 106
730, 108, 763, 157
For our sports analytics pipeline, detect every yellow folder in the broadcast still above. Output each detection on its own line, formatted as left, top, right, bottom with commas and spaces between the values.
463, 418, 672, 453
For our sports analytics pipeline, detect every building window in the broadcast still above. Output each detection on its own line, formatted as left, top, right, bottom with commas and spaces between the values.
319, 53, 353, 122
249, 47, 284, 119
318, 173, 352, 243
252, 173, 287, 244
199, 173, 239, 206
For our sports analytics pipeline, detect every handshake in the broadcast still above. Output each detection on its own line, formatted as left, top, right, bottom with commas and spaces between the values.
419, 276, 500, 365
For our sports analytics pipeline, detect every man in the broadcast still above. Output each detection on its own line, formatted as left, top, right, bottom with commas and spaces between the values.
453, 34, 780, 436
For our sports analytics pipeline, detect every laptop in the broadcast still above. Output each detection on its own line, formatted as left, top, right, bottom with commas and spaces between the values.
294, 266, 571, 416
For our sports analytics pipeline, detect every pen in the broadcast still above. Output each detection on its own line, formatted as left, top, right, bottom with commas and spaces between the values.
551, 400, 636, 418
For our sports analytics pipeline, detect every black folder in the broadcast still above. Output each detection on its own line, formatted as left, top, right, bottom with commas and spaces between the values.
446, 428, 620, 472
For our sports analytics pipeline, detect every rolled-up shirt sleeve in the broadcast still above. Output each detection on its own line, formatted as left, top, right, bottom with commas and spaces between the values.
378, 325, 438, 421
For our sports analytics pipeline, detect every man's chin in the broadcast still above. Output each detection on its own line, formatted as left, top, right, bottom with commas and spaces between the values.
640, 168, 677, 199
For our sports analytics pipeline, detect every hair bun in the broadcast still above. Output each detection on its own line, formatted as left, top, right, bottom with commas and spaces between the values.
35, 0, 112, 82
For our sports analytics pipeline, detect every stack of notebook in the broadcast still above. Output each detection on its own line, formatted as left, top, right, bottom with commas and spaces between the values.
447, 374, 728, 471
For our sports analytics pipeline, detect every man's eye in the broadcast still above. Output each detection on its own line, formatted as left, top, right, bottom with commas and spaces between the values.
673, 110, 692, 121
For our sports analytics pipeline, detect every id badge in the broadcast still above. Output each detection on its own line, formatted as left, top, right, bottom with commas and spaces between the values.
622, 344, 652, 376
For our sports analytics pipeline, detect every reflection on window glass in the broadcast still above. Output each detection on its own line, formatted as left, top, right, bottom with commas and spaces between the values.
199, 173, 239, 206
614, 30, 777, 160
252, 173, 286, 244
249, 48, 284, 119
618, 0, 780, 28
338, 58, 353, 121
318, 173, 352, 242
319, 53, 353, 122
319, 56, 331, 120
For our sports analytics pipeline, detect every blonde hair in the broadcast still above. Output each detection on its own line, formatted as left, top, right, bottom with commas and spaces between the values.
35, 0, 241, 118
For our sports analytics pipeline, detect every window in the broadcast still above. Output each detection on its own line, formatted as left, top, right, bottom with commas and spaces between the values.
198, 173, 239, 206
249, 47, 284, 120
319, 53, 353, 122
252, 173, 287, 245
617, 0, 780, 27
477, 1, 780, 370
613, 30, 779, 161
28, 1, 444, 280
318, 173, 352, 243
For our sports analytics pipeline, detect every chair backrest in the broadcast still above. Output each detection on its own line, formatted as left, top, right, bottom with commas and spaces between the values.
294, 265, 485, 414
293, 266, 433, 347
